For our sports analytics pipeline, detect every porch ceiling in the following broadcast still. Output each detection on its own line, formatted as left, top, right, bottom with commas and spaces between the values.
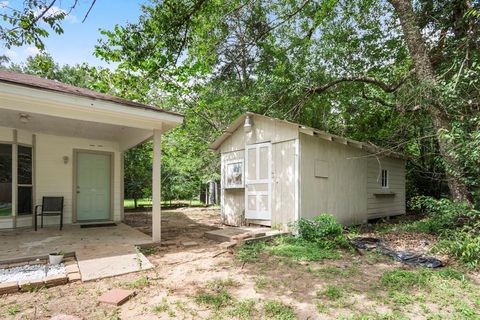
0, 108, 152, 150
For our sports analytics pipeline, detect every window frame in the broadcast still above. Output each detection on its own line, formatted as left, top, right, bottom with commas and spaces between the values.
17, 143, 33, 216
0, 139, 34, 220
381, 169, 389, 188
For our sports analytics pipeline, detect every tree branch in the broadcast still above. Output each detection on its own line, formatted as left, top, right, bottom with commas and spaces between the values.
307, 70, 414, 95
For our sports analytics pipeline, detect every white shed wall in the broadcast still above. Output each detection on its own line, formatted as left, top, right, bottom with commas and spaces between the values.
219, 116, 298, 226
367, 157, 406, 218
299, 133, 368, 225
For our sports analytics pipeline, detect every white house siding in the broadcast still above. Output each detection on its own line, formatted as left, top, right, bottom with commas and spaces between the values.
367, 157, 406, 218
0, 126, 123, 229
35, 133, 122, 225
299, 133, 368, 225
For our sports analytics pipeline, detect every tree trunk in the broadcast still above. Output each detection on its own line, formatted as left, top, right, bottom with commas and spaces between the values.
388, 0, 472, 204
134, 198, 138, 209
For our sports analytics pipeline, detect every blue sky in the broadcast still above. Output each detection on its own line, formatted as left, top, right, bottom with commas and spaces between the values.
2, 0, 147, 67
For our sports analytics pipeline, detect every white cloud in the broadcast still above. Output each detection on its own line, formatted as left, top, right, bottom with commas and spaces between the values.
25, 46, 41, 57
4, 48, 17, 59
0, 1, 9, 8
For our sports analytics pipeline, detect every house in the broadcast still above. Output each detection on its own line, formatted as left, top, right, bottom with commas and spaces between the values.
209, 113, 406, 227
0, 70, 183, 241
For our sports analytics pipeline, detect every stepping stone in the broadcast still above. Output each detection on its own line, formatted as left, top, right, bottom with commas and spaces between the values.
98, 288, 134, 306
161, 240, 177, 247
181, 241, 198, 247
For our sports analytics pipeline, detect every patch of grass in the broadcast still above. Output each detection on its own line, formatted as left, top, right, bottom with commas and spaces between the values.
152, 298, 175, 317
120, 276, 150, 289
318, 285, 343, 301
255, 276, 268, 290
6, 304, 21, 316
267, 236, 341, 261
435, 267, 466, 281
76, 287, 87, 295
389, 291, 415, 305
194, 289, 232, 310
137, 245, 158, 255
381, 269, 431, 291
263, 300, 296, 320
236, 241, 266, 263
208, 278, 239, 290
228, 299, 257, 320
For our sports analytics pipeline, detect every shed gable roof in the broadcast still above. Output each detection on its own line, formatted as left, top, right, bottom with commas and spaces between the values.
209, 112, 406, 160
0, 70, 183, 118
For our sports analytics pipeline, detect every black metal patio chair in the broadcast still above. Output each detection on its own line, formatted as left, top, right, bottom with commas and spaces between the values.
34, 196, 64, 231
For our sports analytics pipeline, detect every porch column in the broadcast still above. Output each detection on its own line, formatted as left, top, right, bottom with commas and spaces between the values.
152, 130, 162, 242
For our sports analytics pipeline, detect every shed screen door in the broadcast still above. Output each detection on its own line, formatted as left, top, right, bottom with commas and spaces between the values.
245, 143, 271, 220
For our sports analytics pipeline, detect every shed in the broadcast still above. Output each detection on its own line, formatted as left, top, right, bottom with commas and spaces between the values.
209, 113, 406, 227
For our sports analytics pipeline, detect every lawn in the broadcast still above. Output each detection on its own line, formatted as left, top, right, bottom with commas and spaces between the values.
0, 209, 478, 319
124, 198, 208, 209
0, 206, 11, 217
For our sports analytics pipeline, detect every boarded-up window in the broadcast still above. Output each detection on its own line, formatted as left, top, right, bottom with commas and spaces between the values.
314, 159, 329, 178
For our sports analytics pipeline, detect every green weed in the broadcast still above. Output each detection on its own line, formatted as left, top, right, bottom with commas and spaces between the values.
236, 241, 266, 263
263, 300, 296, 320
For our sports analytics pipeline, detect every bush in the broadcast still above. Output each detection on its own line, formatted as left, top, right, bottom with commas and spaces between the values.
410, 196, 480, 268
409, 196, 478, 234
436, 229, 480, 269
292, 214, 350, 249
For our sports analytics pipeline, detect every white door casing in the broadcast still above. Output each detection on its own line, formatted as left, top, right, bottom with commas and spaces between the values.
245, 142, 272, 220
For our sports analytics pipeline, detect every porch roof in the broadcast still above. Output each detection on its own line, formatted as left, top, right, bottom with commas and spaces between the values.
0, 71, 184, 150
0, 70, 182, 118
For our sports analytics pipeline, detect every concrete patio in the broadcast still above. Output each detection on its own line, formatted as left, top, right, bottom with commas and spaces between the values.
0, 223, 154, 281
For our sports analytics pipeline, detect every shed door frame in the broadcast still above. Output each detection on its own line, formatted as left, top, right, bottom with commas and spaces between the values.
245, 142, 272, 220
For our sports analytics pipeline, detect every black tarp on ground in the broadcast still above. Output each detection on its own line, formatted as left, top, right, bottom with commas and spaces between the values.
351, 237, 443, 268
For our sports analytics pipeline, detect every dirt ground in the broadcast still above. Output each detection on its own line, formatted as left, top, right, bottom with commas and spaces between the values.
1, 208, 479, 319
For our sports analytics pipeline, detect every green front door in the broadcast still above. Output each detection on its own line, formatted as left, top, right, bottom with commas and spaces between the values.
76, 152, 111, 221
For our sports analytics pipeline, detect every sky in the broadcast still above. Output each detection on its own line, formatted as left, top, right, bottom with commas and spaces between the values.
1, 0, 147, 68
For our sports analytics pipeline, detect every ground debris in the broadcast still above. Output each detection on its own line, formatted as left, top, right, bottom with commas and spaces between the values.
351, 237, 443, 268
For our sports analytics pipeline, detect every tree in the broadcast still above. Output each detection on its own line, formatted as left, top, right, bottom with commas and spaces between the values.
124, 143, 152, 209
0, 0, 96, 50
95, 0, 479, 205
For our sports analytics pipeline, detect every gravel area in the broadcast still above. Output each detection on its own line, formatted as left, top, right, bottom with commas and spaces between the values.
0, 264, 66, 283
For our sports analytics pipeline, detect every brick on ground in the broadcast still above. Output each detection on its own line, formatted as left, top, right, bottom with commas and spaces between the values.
68, 272, 82, 282
98, 288, 134, 306
181, 241, 198, 247
19, 279, 44, 291
0, 281, 19, 294
65, 264, 80, 273
44, 274, 68, 287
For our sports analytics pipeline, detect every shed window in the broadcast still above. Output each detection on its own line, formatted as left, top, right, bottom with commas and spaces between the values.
381, 169, 388, 188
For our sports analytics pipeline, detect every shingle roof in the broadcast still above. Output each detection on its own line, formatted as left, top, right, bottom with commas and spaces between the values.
0, 70, 183, 118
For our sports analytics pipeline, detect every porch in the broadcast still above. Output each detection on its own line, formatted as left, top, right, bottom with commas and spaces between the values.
0, 223, 153, 281
0, 70, 184, 242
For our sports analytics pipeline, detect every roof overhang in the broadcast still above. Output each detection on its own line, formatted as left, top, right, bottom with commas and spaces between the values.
0, 82, 183, 131
209, 112, 406, 160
